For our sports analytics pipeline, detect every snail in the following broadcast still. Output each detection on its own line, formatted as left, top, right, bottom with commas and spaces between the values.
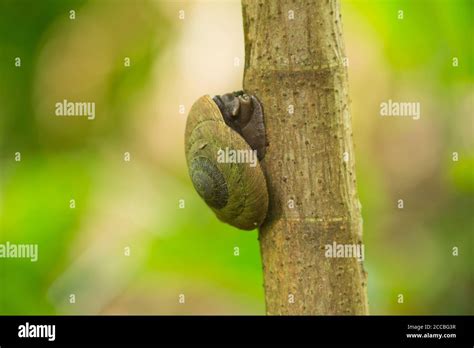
184, 91, 268, 230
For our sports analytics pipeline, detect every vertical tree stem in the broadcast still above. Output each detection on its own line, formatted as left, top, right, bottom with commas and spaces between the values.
242, 0, 368, 315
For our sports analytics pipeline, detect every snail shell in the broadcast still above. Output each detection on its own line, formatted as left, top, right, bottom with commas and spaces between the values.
185, 93, 268, 230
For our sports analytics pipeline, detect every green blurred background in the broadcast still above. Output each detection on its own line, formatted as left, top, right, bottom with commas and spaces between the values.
0, 0, 472, 315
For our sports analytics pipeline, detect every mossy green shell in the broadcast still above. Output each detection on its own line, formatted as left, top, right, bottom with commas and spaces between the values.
185, 95, 268, 230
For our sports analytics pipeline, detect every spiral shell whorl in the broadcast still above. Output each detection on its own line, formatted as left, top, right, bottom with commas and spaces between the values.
190, 156, 229, 209
185, 95, 268, 230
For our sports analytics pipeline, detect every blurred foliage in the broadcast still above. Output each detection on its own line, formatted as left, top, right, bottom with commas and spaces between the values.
0, 0, 472, 315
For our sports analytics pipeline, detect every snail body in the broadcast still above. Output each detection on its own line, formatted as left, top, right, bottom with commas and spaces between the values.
184, 92, 268, 230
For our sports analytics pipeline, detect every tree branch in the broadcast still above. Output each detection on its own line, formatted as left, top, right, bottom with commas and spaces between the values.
242, 0, 368, 315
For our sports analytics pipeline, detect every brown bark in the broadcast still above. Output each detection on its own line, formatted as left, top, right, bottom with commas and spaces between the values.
242, 0, 368, 315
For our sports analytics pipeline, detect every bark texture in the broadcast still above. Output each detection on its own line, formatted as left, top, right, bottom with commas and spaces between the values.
242, 0, 369, 315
